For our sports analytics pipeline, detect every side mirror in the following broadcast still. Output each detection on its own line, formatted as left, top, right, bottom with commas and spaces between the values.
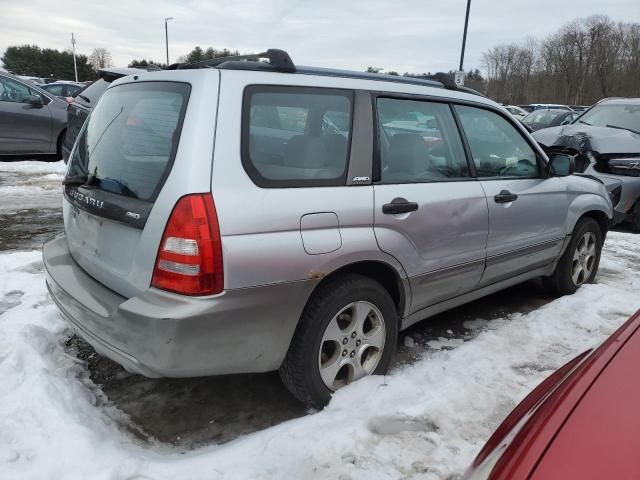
28, 95, 43, 107
548, 153, 576, 177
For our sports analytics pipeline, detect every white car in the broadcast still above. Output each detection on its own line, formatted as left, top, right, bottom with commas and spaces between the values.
505, 105, 529, 118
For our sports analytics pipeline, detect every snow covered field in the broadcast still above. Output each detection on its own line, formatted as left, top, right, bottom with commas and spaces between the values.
1, 161, 639, 479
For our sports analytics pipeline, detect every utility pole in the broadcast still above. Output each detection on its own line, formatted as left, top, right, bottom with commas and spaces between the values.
459, 0, 472, 71
71, 32, 78, 82
164, 17, 174, 65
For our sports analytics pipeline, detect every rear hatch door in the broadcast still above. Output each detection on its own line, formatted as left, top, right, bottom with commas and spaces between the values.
63, 75, 216, 298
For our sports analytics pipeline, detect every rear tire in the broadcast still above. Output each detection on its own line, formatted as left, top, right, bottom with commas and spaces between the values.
630, 201, 640, 234
279, 274, 398, 409
57, 130, 66, 162
544, 217, 603, 296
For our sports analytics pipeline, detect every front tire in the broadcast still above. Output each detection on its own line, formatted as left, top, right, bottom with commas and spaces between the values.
544, 217, 603, 296
279, 274, 398, 409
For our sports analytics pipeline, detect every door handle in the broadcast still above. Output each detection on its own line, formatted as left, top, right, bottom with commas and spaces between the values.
382, 198, 419, 215
494, 190, 518, 204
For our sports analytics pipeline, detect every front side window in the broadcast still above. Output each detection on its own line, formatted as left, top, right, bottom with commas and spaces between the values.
456, 105, 539, 178
66, 81, 190, 201
0, 76, 43, 104
243, 86, 353, 187
376, 98, 470, 183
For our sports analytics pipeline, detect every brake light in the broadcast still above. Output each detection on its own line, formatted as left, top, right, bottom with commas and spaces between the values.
151, 193, 223, 295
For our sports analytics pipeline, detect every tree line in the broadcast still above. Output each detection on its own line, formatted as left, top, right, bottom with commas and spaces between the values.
3, 15, 637, 106
481, 15, 639, 105
129, 46, 241, 68
1, 45, 114, 81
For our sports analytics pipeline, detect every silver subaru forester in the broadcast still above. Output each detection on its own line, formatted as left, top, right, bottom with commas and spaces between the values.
43, 50, 613, 408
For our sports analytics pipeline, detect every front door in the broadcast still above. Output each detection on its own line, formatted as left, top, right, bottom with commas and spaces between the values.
0, 75, 52, 154
455, 105, 569, 286
373, 97, 489, 314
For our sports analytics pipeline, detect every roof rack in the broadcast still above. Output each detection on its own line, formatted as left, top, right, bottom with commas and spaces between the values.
167, 48, 483, 97
171, 49, 295, 73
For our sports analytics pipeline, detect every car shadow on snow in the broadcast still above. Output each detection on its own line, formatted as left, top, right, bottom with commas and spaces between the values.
64, 278, 554, 450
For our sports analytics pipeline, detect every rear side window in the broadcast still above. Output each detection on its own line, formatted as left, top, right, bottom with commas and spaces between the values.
242, 86, 353, 187
74, 78, 109, 106
66, 81, 190, 201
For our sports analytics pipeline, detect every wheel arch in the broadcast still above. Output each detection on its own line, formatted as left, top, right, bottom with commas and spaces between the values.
580, 209, 610, 238
309, 260, 409, 321
566, 193, 612, 237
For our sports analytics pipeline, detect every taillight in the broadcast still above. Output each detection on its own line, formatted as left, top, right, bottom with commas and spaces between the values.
151, 193, 223, 296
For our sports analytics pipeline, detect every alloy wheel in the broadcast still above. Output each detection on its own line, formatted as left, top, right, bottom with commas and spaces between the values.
318, 301, 386, 390
571, 231, 597, 286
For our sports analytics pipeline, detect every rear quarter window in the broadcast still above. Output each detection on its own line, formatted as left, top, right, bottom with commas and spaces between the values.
242, 86, 353, 188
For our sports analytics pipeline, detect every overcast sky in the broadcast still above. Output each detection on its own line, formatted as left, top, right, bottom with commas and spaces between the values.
1, 0, 639, 74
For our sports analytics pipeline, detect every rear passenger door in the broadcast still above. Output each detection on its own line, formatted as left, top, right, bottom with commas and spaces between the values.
213, 78, 379, 291
373, 96, 489, 314
455, 105, 569, 286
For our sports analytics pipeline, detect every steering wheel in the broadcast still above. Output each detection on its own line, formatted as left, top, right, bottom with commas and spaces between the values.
415, 168, 449, 180
499, 159, 537, 177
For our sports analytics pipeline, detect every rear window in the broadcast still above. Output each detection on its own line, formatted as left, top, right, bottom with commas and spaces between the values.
66, 81, 190, 201
242, 86, 353, 187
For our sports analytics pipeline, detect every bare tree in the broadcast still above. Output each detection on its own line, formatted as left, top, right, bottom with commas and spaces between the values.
88, 48, 113, 70
480, 15, 639, 105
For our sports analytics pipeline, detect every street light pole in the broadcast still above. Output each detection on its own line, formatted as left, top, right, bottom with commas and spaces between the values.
71, 32, 78, 82
459, 0, 472, 71
164, 17, 174, 65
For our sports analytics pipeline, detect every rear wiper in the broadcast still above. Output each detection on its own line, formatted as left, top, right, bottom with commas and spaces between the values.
606, 124, 640, 135
77, 94, 90, 103
62, 175, 88, 186
62, 174, 98, 186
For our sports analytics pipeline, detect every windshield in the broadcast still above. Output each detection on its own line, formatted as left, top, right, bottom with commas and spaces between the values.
578, 103, 640, 133
523, 110, 564, 125
66, 81, 190, 201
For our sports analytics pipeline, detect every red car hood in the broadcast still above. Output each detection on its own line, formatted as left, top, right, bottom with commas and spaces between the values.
531, 317, 640, 479
467, 310, 640, 479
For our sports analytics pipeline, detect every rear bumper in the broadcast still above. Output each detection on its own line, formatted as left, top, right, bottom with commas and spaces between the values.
43, 234, 316, 377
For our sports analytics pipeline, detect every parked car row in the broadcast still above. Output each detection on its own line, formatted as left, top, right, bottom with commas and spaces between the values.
36, 81, 83, 101
521, 108, 580, 131
0, 67, 155, 160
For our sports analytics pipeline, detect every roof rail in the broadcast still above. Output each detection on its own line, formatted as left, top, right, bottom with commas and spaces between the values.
165, 49, 484, 97
171, 49, 296, 73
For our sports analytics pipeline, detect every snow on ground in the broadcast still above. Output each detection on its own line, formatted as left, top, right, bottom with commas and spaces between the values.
0, 160, 66, 212
0, 161, 639, 479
